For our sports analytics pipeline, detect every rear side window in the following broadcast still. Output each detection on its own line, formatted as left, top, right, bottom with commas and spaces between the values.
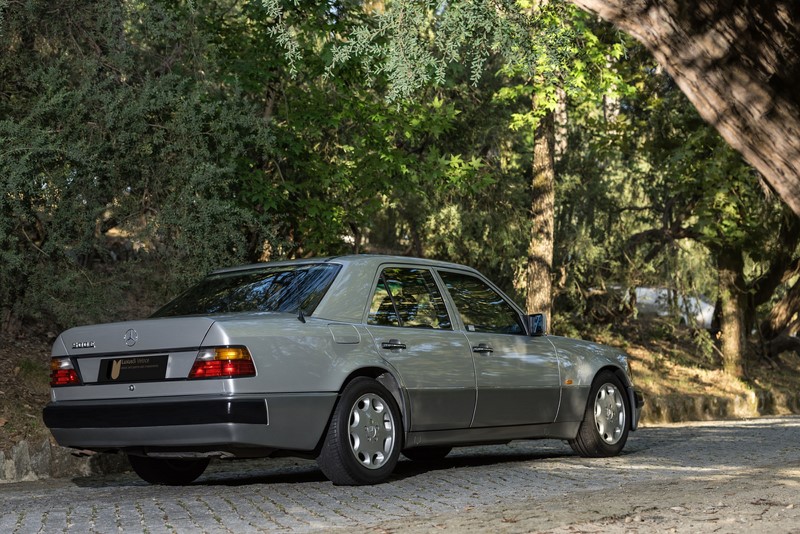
367, 267, 452, 330
438, 270, 524, 335
152, 264, 340, 317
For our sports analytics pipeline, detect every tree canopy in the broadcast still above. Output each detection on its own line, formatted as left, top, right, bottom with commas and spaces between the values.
569, 0, 800, 216
1, 0, 798, 378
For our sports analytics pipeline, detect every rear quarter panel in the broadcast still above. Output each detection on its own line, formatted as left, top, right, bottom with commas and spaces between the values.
204, 316, 389, 394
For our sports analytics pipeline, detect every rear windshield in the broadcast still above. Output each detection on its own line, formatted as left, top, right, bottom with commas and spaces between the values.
152, 264, 340, 317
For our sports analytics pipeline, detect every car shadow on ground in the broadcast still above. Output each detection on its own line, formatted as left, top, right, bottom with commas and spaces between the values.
390, 450, 570, 481
69, 438, 648, 488
199, 443, 589, 487
69, 450, 571, 488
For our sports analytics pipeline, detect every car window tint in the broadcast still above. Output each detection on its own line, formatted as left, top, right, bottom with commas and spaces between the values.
367, 268, 452, 330
438, 271, 524, 335
152, 264, 340, 317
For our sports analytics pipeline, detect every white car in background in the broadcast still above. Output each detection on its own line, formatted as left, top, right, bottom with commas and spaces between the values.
631, 287, 714, 329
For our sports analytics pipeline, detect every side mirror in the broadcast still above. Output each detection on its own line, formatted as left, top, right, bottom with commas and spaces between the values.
527, 313, 547, 336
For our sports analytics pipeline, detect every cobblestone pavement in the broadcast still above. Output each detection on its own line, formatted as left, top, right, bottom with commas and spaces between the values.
1, 416, 799, 533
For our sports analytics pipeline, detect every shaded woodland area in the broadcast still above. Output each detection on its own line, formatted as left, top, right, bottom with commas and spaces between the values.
1, 0, 799, 381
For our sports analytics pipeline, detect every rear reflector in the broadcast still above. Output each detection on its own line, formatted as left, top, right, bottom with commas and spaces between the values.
189, 347, 255, 379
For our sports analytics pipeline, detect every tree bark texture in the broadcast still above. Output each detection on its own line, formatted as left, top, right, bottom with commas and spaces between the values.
760, 277, 800, 340
526, 110, 556, 323
569, 0, 800, 216
717, 248, 747, 378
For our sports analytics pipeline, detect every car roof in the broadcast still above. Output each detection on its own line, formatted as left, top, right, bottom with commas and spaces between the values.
210, 255, 479, 275
210, 255, 483, 323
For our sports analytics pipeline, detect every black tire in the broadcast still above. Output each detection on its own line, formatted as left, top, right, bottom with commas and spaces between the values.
128, 455, 209, 485
569, 370, 630, 457
402, 446, 452, 462
317, 377, 402, 485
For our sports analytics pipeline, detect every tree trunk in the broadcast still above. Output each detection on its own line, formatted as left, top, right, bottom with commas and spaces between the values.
760, 277, 800, 340
526, 108, 556, 323
717, 248, 747, 378
569, 0, 800, 216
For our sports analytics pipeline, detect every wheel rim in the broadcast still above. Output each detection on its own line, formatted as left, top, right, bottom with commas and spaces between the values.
593, 382, 626, 445
348, 392, 396, 470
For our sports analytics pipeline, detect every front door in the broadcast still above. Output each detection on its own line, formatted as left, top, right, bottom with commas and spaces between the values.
436, 269, 561, 428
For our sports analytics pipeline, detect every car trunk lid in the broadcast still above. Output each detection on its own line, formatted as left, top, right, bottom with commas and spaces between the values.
54, 317, 216, 387
58, 317, 216, 357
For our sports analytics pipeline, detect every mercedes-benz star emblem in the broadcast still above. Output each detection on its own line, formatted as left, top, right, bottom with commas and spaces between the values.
123, 328, 138, 347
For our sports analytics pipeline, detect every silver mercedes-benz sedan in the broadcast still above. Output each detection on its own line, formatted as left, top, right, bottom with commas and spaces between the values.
43, 255, 644, 485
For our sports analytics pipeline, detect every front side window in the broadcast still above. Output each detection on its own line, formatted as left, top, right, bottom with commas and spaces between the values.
152, 264, 340, 317
438, 271, 524, 334
367, 267, 452, 330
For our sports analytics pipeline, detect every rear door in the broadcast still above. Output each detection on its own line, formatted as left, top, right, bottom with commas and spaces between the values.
364, 265, 476, 431
436, 269, 561, 428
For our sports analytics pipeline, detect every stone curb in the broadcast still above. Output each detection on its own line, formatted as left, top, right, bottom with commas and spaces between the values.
0, 438, 127, 484
641, 388, 800, 423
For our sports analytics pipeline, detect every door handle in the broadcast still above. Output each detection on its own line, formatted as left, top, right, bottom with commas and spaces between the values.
472, 343, 494, 354
381, 339, 407, 350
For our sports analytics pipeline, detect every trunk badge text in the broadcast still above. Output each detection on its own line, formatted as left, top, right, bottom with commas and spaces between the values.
71, 341, 95, 349
123, 328, 138, 347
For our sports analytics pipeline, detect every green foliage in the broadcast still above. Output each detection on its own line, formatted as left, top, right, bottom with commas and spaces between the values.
2, 0, 795, 347
0, 0, 275, 329
691, 327, 720, 367
552, 30, 793, 338
260, 0, 598, 103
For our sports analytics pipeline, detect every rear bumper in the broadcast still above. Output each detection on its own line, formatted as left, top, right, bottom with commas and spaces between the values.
43, 397, 268, 428
43, 393, 337, 454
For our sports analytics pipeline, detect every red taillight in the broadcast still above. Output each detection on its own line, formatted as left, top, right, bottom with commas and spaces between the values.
189, 359, 256, 378
189, 347, 255, 379
50, 358, 80, 386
